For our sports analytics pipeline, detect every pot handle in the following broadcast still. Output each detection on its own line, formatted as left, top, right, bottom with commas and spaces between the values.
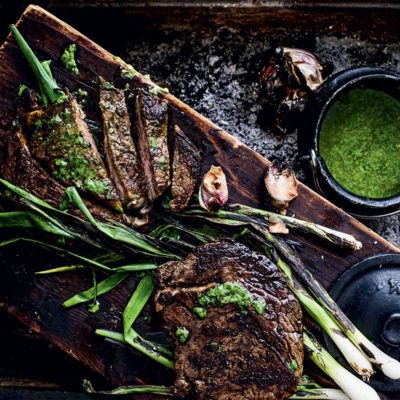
310, 149, 325, 196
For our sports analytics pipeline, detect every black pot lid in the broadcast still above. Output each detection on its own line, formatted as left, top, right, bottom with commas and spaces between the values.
323, 253, 400, 392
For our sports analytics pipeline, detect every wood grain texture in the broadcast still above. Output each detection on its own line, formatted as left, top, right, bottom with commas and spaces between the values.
0, 4, 398, 397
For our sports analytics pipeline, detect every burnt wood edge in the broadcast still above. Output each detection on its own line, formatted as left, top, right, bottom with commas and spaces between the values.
22, 5, 394, 252
7, 5, 400, 253
32, 1, 400, 10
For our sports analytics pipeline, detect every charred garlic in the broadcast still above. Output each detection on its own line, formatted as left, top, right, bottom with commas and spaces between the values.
199, 165, 229, 212
264, 162, 298, 214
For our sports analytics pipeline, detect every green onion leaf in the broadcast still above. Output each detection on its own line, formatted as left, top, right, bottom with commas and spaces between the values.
83, 380, 174, 396
63, 272, 130, 308
10, 25, 66, 104
123, 275, 154, 337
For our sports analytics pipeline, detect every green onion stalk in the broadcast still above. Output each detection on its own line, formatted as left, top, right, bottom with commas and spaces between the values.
83, 379, 174, 396
227, 203, 362, 251
304, 331, 380, 400
180, 211, 374, 379
10, 24, 66, 104
96, 275, 174, 369
290, 376, 350, 400
185, 208, 400, 380
290, 389, 350, 400
259, 223, 400, 380
276, 256, 373, 379
0, 178, 179, 260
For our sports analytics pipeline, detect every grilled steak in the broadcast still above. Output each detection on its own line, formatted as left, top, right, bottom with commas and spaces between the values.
99, 79, 147, 209
0, 117, 132, 224
135, 90, 170, 201
169, 125, 201, 212
27, 93, 122, 212
155, 241, 303, 400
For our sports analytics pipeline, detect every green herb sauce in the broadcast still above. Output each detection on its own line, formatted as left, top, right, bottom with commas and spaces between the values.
319, 88, 400, 199
193, 307, 207, 319
288, 360, 299, 372
61, 44, 80, 76
197, 282, 267, 315
35, 107, 115, 200
176, 327, 189, 344
120, 64, 138, 80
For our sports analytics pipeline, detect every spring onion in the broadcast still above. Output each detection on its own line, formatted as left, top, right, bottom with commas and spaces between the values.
228, 203, 362, 251
304, 331, 380, 400
83, 379, 174, 396
10, 25, 67, 104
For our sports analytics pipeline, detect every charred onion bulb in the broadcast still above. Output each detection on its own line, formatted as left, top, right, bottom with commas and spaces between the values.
264, 162, 298, 214
199, 165, 229, 212
260, 47, 324, 135
279, 47, 324, 92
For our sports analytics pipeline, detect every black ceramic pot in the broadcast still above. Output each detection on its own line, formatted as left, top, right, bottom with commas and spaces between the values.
323, 253, 400, 392
299, 66, 400, 218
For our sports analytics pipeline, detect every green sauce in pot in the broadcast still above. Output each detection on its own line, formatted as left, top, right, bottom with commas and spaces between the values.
319, 88, 400, 199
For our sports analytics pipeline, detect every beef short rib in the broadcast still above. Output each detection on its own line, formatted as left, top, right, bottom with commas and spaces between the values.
155, 241, 303, 400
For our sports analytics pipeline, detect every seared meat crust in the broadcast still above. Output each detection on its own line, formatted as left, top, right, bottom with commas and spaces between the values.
99, 79, 147, 209
135, 90, 170, 201
155, 241, 303, 400
169, 125, 201, 212
28, 94, 122, 211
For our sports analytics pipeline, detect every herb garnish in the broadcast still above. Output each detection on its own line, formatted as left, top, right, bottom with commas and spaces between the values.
61, 43, 80, 76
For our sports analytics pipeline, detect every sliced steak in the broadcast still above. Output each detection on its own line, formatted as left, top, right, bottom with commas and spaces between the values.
155, 241, 303, 400
169, 125, 201, 212
0, 115, 132, 224
99, 78, 147, 210
135, 90, 170, 201
28, 93, 122, 212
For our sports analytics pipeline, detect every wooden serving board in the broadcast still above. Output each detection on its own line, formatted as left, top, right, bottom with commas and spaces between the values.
0, 4, 399, 398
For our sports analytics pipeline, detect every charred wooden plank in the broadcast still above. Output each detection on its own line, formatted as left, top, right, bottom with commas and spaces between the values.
0, 5, 398, 397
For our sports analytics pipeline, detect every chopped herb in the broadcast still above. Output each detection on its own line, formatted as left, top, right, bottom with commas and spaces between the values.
198, 282, 267, 315
288, 360, 299, 371
193, 307, 207, 319
149, 85, 169, 97
157, 155, 167, 167
88, 300, 100, 313
74, 88, 88, 105
176, 327, 189, 344
18, 84, 28, 96
101, 80, 115, 90
149, 136, 158, 149
209, 341, 223, 352
47, 115, 63, 126
121, 64, 138, 80
254, 298, 267, 314
34, 118, 43, 130
61, 43, 80, 76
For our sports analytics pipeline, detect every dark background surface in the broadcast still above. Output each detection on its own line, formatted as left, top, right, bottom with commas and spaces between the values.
0, 0, 399, 396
